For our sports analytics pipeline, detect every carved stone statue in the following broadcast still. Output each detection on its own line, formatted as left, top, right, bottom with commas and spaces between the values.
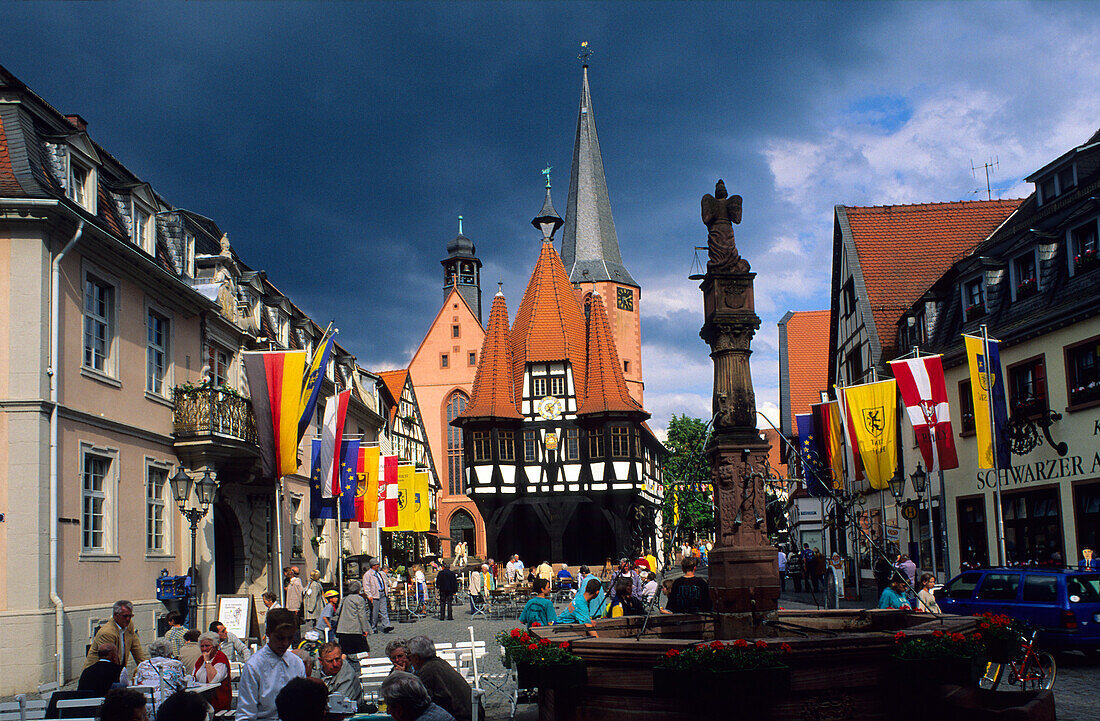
701, 180, 749, 273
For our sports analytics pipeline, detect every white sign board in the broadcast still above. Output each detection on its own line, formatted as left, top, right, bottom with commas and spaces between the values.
216, 595, 252, 640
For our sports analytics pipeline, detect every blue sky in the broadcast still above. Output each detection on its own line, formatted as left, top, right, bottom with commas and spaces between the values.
5, 1, 1099, 438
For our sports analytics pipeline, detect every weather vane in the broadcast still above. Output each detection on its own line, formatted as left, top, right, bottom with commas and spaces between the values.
458, 215, 463, 234
541, 164, 552, 189
578, 41, 592, 66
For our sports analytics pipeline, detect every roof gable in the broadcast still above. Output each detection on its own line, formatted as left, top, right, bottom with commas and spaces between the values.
510, 241, 588, 403
840, 198, 1023, 362
409, 286, 485, 369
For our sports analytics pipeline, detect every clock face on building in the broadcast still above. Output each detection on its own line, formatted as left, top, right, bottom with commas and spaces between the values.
537, 395, 562, 420
617, 286, 634, 311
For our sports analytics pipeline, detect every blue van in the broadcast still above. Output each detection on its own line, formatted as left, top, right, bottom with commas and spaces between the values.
935, 567, 1100, 653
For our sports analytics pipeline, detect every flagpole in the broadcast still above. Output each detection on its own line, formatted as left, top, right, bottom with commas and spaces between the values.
912, 347, 939, 578
981, 324, 1008, 566
834, 383, 860, 601
276, 477, 286, 607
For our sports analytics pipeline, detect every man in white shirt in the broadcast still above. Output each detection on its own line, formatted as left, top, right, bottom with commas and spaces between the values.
236, 609, 305, 721
777, 546, 788, 594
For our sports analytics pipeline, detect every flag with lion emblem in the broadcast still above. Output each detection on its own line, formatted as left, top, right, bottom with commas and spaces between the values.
843, 379, 898, 490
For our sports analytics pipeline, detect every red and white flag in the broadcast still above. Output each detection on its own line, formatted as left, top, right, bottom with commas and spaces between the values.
377, 454, 399, 527
318, 390, 351, 497
889, 356, 959, 472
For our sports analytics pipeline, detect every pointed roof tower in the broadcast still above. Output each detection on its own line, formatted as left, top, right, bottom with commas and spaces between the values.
560, 61, 637, 287
462, 290, 521, 419
578, 292, 648, 417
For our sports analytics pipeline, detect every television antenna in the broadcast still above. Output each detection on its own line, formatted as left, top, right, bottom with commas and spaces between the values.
970, 157, 999, 200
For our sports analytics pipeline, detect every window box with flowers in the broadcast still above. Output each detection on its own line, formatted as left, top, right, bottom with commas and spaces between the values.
890, 629, 985, 687
1075, 247, 1098, 272
652, 639, 791, 709
1015, 277, 1038, 299
497, 627, 586, 689
965, 303, 985, 320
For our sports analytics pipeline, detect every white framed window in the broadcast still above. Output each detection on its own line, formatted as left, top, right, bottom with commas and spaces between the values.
145, 461, 171, 555
531, 377, 547, 397
81, 444, 117, 555
1010, 249, 1039, 301
132, 202, 154, 254
1069, 219, 1098, 276
549, 376, 565, 397
961, 276, 985, 320
184, 232, 196, 277
206, 343, 232, 389
68, 157, 96, 213
290, 495, 304, 559
83, 273, 115, 375
146, 309, 170, 395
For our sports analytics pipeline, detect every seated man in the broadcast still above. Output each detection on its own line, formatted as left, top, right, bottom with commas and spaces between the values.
312, 642, 363, 702
407, 635, 479, 721
555, 578, 602, 637
275, 677, 328, 721
98, 688, 148, 721
237, 609, 306, 721
210, 621, 252, 662
518, 578, 557, 627
178, 629, 202, 671
78, 642, 127, 694
604, 578, 645, 618
556, 565, 574, 590
381, 671, 456, 721
665, 557, 712, 614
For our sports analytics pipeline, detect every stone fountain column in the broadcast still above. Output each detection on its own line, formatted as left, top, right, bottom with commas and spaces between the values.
698, 180, 780, 639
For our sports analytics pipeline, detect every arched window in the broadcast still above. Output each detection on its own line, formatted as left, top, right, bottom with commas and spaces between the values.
445, 391, 469, 496
449, 508, 477, 556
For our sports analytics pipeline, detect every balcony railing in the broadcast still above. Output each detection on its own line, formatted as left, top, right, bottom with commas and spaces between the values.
173, 385, 258, 445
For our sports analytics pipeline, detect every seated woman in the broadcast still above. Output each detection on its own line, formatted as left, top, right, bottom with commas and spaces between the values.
519, 579, 557, 627
131, 639, 187, 717
192, 631, 232, 711
556, 565, 574, 590
385, 639, 409, 674
604, 578, 645, 618
878, 574, 913, 610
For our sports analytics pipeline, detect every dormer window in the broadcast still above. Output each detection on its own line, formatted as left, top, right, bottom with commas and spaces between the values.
1070, 219, 1098, 275
962, 276, 985, 320
1011, 250, 1038, 301
132, 204, 153, 254
905, 311, 925, 348
1058, 166, 1076, 193
183, 232, 195, 277
1037, 164, 1076, 205
68, 158, 95, 212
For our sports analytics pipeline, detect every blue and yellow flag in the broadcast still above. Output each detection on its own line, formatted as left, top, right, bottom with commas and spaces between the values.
297, 331, 335, 442
795, 413, 829, 496
964, 335, 1011, 470
309, 438, 359, 520
843, 379, 898, 490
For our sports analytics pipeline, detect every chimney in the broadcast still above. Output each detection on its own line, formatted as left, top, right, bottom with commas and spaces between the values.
65, 114, 88, 132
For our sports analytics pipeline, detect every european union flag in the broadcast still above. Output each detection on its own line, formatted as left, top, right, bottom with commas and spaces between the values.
796, 413, 829, 497
310, 437, 359, 520
309, 438, 335, 520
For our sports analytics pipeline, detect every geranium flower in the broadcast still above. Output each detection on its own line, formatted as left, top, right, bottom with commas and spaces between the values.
710, 641, 725, 650
539, 638, 552, 646
932, 630, 943, 638
510, 629, 522, 638
949, 633, 966, 643
527, 644, 538, 651
531, 622, 541, 627
979, 623, 990, 630
519, 634, 530, 644
755, 640, 768, 649
779, 643, 792, 653
665, 649, 680, 658
894, 632, 906, 643
559, 642, 570, 650
972, 633, 982, 641
732, 639, 748, 648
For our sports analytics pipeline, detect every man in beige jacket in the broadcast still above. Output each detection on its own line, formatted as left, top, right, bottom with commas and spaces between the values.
82, 600, 147, 670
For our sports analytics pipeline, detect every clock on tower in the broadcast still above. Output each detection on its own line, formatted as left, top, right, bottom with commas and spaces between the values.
616, 286, 634, 311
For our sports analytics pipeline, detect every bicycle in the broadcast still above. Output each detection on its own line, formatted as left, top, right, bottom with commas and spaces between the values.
979, 627, 1056, 691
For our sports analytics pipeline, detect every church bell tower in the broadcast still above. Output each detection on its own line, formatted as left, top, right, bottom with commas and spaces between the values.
441, 217, 483, 323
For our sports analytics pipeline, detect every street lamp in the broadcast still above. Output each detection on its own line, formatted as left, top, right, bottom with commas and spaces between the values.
170, 467, 218, 627
887, 471, 907, 504
910, 462, 937, 575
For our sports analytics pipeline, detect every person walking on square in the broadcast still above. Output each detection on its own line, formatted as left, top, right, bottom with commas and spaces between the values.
285, 566, 304, 622
363, 557, 393, 633
334, 579, 371, 655
304, 570, 325, 626
435, 562, 458, 621
812, 547, 828, 592
776, 546, 787, 594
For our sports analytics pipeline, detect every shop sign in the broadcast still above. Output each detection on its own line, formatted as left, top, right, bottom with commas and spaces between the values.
977, 451, 1100, 490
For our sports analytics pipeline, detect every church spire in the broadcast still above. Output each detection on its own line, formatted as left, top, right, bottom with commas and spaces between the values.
560, 61, 637, 287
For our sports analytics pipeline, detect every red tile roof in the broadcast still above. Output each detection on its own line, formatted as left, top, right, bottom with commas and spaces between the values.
0, 115, 22, 196
844, 199, 1023, 358
784, 310, 830, 430
377, 369, 409, 422
577, 292, 646, 416
509, 241, 588, 405
464, 292, 521, 419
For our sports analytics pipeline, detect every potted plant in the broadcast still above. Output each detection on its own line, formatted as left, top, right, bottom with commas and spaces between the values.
1075, 247, 1098, 271
890, 629, 985, 687
653, 639, 792, 708
498, 627, 583, 689
974, 613, 1024, 662
1016, 276, 1037, 298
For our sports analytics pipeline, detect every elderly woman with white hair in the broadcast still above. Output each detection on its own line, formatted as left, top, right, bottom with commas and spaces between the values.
381, 671, 455, 721
131, 638, 187, 716
335, 578, 372, 655
193, 631, 232, 711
